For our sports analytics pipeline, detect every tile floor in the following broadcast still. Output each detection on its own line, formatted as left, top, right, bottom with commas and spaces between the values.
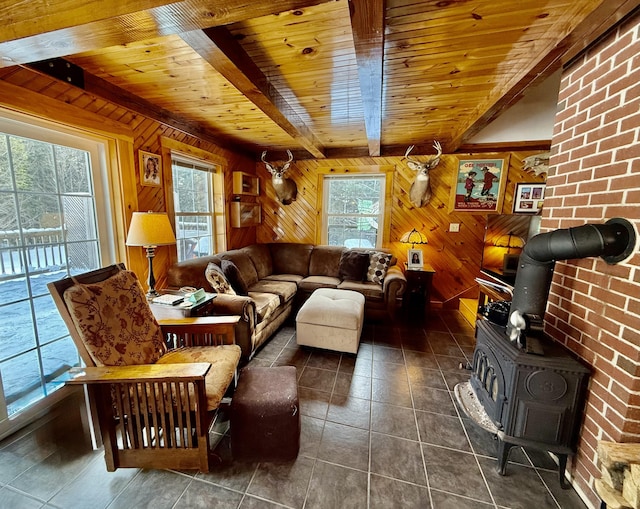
0, 310, 589, 508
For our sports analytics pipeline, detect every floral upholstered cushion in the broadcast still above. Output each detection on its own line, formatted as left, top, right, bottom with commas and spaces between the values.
158, 344, 241, 410
205, 262, 236, 295
63, 269, 167, 367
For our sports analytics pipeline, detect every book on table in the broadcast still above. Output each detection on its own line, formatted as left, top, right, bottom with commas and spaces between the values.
151, 294, 184, 306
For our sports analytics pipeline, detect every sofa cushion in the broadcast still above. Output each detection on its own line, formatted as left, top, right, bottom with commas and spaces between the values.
309, 245, 343, 277
205, 262, 236, 295
352, 247, 397, 267
221, 251, 259, 287
221, 259, 249, 295
167, 254, 222, 292
366, 251, 392, 284
242, 244, 273, 279
269, 243, 313, 276
63, 269, 166, 367
337, 280, 384, 300
248, 280, 297, 304
263, 273, 305, 284
298, 275, 341, 293
338, 250, 370, 281
248, 291, 281, 323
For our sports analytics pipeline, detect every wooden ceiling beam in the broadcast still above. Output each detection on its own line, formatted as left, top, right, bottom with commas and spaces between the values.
24, 61, 247, 154
450, 0, 639, 151
181, 26, 325, 158
0, 0, 333, 67
349, 0, 385, 157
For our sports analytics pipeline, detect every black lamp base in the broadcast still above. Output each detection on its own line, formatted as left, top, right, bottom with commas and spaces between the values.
145, 246, 159, 298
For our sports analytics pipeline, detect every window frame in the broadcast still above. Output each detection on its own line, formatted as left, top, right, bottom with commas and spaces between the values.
316, 165, 394, 248
162, 138, 227, 261
0, 108, 119, 439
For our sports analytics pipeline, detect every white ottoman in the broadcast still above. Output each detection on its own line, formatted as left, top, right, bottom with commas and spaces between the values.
295, 288, 365, 354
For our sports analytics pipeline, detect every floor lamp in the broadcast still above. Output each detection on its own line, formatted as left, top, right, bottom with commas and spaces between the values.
125, 211, 176, 298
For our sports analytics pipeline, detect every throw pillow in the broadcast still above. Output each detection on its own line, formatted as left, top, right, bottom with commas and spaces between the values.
338, 250, 370, 282
205, 262, 236, 295
221, 259, 249, 295
63, 269, 166, 367
367, 251, 392, 284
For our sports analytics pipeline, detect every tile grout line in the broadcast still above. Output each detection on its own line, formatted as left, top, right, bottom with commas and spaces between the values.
442, 317, 500, 509
402, 325, 434, 509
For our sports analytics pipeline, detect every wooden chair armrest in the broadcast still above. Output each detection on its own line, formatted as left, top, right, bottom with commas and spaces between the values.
157, 315, 240, 330
65, 363, 211, 385
158, 315, 240, 348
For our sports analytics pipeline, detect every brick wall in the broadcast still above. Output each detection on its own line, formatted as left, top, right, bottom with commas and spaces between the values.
543, 13, 640, 508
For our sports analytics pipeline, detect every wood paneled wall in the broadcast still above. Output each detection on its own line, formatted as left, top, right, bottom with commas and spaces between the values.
256, 152, 546, 305
0, 65, 544, 303
0, 66, 254, 289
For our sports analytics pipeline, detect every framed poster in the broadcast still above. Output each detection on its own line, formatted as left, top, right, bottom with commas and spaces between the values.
139, 150, 162, 187
514, 182, 546, 213
450, 157, 508, 213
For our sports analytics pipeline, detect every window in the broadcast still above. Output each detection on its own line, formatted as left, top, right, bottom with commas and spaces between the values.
0, 112, 114, 425
322, 175, 385, 248
171, 156, 224, 260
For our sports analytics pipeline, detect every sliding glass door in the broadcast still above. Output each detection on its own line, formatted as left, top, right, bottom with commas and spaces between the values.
0, 112, 114, 435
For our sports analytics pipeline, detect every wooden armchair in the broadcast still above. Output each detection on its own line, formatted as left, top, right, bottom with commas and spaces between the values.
48, 264, 241, 472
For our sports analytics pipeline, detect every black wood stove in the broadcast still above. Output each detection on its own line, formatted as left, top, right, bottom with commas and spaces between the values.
467, 319, 588, 486
456, 218, 636, 487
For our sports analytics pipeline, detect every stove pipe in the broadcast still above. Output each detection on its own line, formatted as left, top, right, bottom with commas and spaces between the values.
506, 217, 636, 345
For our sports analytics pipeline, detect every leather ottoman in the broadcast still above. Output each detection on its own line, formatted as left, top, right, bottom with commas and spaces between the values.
230, 366, 300, 462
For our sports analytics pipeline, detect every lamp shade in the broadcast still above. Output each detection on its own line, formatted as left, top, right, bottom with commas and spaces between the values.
494, 232, 525, 249
400, 228, 428, 247
125, 212, 176, 247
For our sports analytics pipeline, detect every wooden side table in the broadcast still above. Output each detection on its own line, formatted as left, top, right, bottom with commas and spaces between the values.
149, 291, 216, 319
403, 263, 436, 317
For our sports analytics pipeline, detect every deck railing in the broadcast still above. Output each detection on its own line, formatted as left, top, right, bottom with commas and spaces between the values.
0, 227, 66, 277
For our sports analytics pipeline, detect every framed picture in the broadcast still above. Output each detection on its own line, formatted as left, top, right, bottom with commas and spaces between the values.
450, 157, 508, 213
407, 249, 423, 270
139, 150, 162, 187
514, 182, 546, 213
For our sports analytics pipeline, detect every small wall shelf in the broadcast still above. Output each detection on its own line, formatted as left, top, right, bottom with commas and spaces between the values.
231, 201, 261, 228
233, 171, 259, 196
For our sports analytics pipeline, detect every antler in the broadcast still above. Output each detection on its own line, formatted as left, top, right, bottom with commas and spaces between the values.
432, 140, 442, 159
261, 150, 294, 175
404, 145, 420, 166
405, 142, 442, 163
281, 150, 294, 173
261, 150, 275, 174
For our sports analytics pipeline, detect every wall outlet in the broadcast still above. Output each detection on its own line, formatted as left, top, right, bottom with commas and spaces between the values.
449, 223, 460, 233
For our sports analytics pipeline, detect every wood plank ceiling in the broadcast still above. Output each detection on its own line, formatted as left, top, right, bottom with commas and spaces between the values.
0, 0, 636, 159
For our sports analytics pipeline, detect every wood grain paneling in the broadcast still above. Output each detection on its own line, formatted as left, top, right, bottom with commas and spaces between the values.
0, 65, 544, 304
0, 0, 631, 159
256, 151, 546, 305
0, 66, 254, 289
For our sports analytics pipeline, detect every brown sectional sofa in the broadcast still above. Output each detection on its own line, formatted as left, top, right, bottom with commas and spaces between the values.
166, 243, 407, 360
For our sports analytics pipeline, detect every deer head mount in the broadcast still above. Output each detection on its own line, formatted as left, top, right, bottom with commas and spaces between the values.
404, 141, 442, 207
261, 150, 298, 205
522, 151, 550, 177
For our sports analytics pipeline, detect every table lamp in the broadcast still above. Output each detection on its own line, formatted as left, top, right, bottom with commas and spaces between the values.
125, 211, 176, 298
494, 232, 525, 253
400, 228, 428, 268
400, 228, 428, 248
